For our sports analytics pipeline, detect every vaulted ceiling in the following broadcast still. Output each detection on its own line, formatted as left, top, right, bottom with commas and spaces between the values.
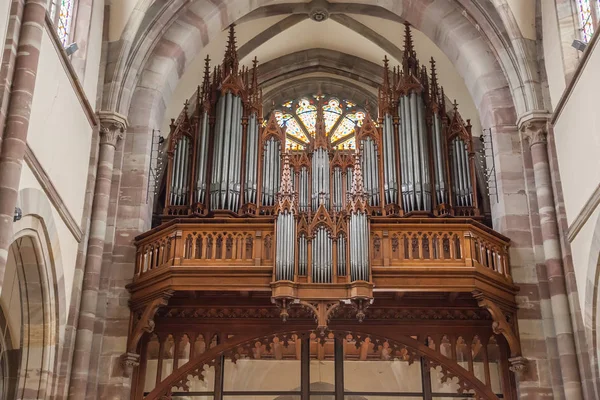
103, 0, 542, 139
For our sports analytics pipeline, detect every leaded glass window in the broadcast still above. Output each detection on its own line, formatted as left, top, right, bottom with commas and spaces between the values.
274, 95, 365, 151
578, 0, 598, 42
49, 0, 75, 46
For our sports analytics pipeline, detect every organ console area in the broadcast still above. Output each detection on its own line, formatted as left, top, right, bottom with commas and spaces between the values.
128, 24, 523, 400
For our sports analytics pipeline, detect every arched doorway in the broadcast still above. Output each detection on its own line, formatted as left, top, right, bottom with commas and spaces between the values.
139, 329, 509, 400
0, 235, 59, 399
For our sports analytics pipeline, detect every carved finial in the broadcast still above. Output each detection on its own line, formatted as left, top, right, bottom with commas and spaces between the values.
222, 24, 239, 77
314, 95, 327, 148
429, 57, 440, 104
452, 99, 459, 112
201, 55, 211, 101
402, 22, 416, 75
382, 55, 390, 89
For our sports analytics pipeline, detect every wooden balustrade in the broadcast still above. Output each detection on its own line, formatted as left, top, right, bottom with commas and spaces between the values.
133, 219, 275, 281
131, 218, 512, 301
370, 218, 511, 281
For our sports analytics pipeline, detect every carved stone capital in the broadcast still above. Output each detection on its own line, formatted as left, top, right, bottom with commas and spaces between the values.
98, 111, 128, 147
120, 352, 140, 377
508, 356, 528, 376
516, 111, 551, 147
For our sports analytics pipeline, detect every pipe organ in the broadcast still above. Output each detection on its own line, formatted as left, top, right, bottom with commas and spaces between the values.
160, 23, 483, 293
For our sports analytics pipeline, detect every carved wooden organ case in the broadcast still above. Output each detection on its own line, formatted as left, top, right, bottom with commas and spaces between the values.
134, 23, 523, 400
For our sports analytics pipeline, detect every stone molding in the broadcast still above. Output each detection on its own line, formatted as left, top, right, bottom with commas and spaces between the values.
567, 182, 600, 242
24, 145, 84, 242
98, 111, 128, 147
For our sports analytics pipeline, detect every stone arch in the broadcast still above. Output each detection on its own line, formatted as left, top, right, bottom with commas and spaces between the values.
0, 188, 68, 399
584, 211, 600, 390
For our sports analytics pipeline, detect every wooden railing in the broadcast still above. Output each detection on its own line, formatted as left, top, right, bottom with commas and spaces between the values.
132, 218, 511, 290
370, 218, 511, 281
133, 219, 275, 281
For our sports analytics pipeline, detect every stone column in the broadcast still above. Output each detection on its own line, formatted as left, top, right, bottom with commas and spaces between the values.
0, 0, 47, 296
520, 115, 584, 400
68, 111, 127, 400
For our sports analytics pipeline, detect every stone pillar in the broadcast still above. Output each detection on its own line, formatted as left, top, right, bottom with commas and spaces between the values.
520, 115, 584, 400
0, 0, 47, 296
68, 111, 127, 400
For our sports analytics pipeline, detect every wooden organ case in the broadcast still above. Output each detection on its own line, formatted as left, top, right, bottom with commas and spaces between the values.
127, 24, 524, 400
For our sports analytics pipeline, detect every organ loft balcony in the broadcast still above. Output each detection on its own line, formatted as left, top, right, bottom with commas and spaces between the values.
128, 22, 518, 359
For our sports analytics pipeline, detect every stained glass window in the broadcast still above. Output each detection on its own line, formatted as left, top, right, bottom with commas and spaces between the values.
275, 95, 365, 151
578, 0, 596, 42
296, 99, 317, 135
323, 99, 342, 134
50, 0, 75, 46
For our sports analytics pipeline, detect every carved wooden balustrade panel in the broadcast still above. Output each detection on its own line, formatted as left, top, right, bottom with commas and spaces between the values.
370, 218, 511, 281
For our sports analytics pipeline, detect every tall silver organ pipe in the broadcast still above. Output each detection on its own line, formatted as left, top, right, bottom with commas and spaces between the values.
450, 138, 472, 207
431, 113, 447, 205
245, 113, 259, 204
210, 93, 243, 211
311, 149, 330, 210
382, 114, 398, 204
332, 167, 343, 212
275, 211, 295, 280
312, 227, 332, 283
398, 93, 431, 212
170, 136, 191, 206
261, 138, 281, 206
346, 167, 353, 199
299, 167, 309, 213
298, 233, 308, 276
194, 111, 210, 204
337, 234, 347, 276
361, 138, 380, 206
349, 213, 369, 282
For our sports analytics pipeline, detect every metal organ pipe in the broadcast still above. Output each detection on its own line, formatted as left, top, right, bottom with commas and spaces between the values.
398, 93, 431, 212
245, 113, 259, 204
337, 234, 346, 276
261, 138, 281, 207
417, 96, 431, 211
275, 211, 295, 281
210, 93, 243, 211
333, 167, 343, 212
431, 114, 446, 205
311, 227, 332, 283
362, 138, 380, 207
349, 212, 369, 282
382, 114, 398, 205
195, 112, 209, 204
311, 149, 330, 209
299, 167, 308, 212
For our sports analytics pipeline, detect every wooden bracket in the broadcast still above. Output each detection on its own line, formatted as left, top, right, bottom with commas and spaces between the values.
299, 300, 342, 335
127, 291, 174, 355
472, 291, 525, 373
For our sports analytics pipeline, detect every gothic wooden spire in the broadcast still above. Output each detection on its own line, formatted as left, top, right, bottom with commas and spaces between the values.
379, 56, 393, 114
402, 22, 418, 77
429, 57, 440, 106
348, 147, 368, 213
314, 94, 328, 149
222, 24, 239, 77
200, 55, 211, 103
276, 150, 297, 213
